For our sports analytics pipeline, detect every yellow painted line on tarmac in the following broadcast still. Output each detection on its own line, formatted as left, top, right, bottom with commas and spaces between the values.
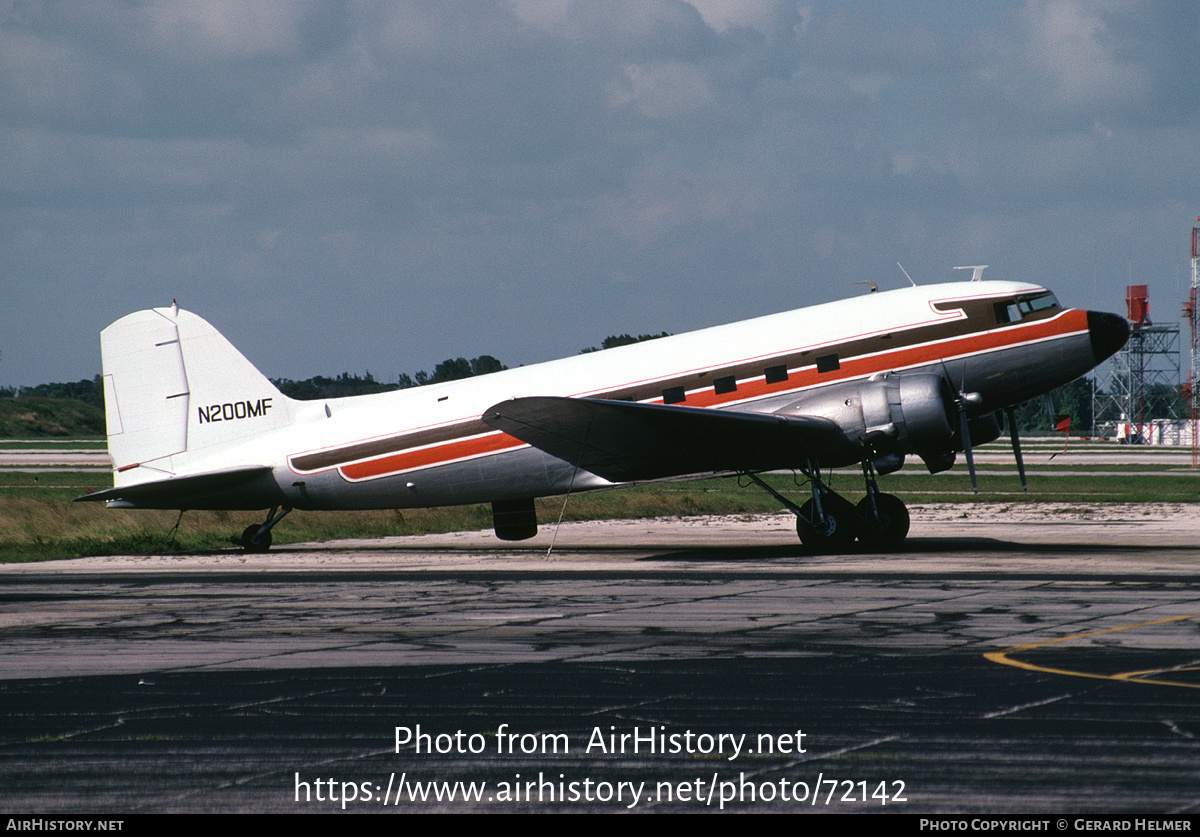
984, 613, 1200, 689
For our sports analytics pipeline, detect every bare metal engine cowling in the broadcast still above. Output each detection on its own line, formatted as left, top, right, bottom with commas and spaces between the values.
773, 372, 963, 473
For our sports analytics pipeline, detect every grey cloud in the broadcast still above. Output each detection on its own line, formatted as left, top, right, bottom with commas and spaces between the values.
1, 0, 1197, 386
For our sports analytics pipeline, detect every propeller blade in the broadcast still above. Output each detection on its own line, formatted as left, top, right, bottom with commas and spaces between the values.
958, 402, 978, 494
939, 363, 979, 494
1005, 407, 1027, 493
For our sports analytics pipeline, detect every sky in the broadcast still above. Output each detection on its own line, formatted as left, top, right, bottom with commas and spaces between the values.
2, 0, 1199, 387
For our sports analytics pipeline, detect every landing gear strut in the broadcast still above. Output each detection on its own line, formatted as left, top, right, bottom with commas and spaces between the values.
240, 506, 292, 553
742, 458, 909, 554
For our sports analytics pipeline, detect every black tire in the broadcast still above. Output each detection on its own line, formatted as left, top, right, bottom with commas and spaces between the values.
241, 524, 272, 553
796, 494, 857, 554
855, 493, 910, 552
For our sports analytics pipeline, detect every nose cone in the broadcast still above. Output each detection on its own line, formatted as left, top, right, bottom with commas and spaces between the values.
1087, 310, 1131, 363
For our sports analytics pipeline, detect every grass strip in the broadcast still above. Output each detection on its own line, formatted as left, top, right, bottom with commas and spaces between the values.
0, 469, 1196, 563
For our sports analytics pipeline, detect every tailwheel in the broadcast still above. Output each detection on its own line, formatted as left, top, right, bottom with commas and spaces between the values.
796, 494, 858, 554
855, 493, 909, 552
241, 524, 272, 553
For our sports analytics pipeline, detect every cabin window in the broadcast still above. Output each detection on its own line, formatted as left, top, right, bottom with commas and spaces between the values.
713, 376, 737, 395
764, 365, 788, 384
815, 353, 840, 373
994, 301, 1020, 324
662, 386, 686, 404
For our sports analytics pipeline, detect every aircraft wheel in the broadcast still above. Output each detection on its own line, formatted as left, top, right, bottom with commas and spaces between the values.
796, 495, 857, 554
855, 493, 910, 552
240, 524, 272, 553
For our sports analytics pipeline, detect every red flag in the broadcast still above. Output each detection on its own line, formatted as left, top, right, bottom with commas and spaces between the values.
1055, 414, 1071, 454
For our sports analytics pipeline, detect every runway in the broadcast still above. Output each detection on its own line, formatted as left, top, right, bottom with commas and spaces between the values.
2, 508, 1200, 813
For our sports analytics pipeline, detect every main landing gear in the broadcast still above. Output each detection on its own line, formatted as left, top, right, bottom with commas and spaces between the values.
240, 506, 292, 553
743, 459, 910, 554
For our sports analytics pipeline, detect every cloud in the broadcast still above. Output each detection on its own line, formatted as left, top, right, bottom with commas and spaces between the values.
683, 0, 783, 35
138, 0, 316, 62
1, 1, 1198, 385
607, 60, 716, 120
980, 0, 1154, 118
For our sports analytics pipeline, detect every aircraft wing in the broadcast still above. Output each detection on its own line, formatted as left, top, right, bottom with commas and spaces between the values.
482, 397, 841, 482
76, 465, 274, 507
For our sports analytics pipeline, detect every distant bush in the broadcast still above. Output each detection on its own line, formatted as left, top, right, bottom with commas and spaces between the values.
580, 332, 671, 353
9, 377, 104, 409
0, 398, 105, 438
272, 372, 398, 400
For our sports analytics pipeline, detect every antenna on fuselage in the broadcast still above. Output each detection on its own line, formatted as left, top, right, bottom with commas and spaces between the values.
953, 265, 989, 282
897, 263, 917, 287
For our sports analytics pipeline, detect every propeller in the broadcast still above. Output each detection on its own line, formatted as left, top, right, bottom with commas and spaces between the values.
944, 361, 1029, 495
955, 390, 982, 494
939, 360, 981, 495
1005, 407, 1028, 493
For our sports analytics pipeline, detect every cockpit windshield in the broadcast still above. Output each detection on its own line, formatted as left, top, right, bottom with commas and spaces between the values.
994, 291, 1059, 324
1018, 292, 1059, 315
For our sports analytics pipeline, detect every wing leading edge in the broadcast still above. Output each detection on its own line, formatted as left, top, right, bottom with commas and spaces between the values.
482, 397, 841, 482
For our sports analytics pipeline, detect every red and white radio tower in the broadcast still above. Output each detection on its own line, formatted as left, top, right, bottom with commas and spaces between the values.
1186, 226, 1200, 466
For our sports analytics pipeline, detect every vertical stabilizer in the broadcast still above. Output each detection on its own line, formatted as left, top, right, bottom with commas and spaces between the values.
101, 307, 292, 484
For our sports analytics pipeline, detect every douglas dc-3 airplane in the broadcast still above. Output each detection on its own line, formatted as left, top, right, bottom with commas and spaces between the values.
80, 273, 1130, 553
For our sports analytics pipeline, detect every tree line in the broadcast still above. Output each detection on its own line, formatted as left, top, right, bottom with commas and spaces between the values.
0, 334, 667, 405
270, 357, 508, 400
271, 333, 672, 398
0, 377, 105, 408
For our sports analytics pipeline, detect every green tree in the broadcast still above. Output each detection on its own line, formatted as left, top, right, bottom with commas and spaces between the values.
580, 332, 671, 353
1012, 377, 1094, 433
273, 372, 397, 400
430, 358, 474, 383
398, 355, 508, 389
470, 355, 504, 376
16, 376, 104, 408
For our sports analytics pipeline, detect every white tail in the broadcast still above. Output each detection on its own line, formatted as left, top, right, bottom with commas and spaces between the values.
101, 305, 293, 484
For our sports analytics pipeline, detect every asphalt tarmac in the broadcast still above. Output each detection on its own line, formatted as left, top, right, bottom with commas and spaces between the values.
2, 508, 1199, 814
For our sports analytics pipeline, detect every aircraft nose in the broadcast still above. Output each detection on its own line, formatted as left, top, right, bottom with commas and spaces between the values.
1087, 310, 1131, 363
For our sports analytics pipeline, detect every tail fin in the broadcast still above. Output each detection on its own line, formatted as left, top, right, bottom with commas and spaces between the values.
101, 304, 293, 484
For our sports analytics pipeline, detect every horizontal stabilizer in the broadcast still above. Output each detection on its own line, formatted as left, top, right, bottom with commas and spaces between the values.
76, 466, 274, 508
482, 397, 839, 481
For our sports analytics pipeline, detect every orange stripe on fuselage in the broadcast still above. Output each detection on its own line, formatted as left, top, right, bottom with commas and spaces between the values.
338, 431, 524, 481
325, 308, 1089, 482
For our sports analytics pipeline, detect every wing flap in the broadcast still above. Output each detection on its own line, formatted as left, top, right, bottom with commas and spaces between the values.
482, 397, 840, 481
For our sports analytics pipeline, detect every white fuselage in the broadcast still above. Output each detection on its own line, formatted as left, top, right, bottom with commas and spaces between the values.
146, 279, 1099, 511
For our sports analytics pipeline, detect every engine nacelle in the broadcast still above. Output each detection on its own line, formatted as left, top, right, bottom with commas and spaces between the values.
774, 372, 958, 473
